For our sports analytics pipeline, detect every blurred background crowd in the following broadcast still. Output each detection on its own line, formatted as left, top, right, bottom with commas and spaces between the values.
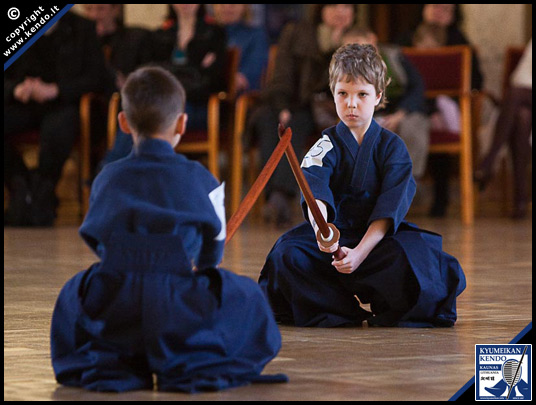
4, 4, 532, 227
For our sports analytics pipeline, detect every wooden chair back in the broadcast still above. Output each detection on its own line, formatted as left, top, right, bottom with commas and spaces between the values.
402, 45, 474, 224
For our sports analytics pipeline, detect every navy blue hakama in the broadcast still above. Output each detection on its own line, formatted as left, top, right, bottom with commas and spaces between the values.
259, 121, 466, 327
51, 139, 286, 392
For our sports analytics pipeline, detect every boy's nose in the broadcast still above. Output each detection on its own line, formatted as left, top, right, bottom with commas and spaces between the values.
347, 97, 358, 109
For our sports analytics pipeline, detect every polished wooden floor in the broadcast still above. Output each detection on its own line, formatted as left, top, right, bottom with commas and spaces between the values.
4, 210, 532, 401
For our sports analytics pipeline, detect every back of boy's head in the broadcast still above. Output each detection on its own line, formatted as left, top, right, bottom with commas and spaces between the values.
329, 43, 390, 109
121, 66, 186, 138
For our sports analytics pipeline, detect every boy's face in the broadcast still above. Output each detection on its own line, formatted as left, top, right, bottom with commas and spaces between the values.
334, 76, 381, 135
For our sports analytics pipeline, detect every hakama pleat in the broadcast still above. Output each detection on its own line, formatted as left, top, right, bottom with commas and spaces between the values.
259, 222, 465, 328
51, 234, 286, 392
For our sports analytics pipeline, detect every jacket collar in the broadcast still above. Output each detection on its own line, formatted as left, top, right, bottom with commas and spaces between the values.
132, 138, 177, 157
351, 119, 382, 190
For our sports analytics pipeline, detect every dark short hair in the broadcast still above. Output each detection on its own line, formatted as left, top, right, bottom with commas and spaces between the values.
121, 66, 186, 138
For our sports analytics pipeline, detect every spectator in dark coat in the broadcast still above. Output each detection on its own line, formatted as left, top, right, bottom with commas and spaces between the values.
152, 4, 227, 130
82, 4, 155, 171
4, 11, 108, 227
83, 4, 154, 92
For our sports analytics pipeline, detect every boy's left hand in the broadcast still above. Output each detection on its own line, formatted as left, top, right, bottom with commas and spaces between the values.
331, 246, 365, 274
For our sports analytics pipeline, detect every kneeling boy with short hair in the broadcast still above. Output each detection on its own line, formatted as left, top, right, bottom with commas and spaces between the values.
51, 66, 286, 392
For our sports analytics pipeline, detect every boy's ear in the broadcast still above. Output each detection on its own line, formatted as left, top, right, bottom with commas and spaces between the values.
176, 113, 188, 136
375, 91, 383, 106
118, 111, 131, 134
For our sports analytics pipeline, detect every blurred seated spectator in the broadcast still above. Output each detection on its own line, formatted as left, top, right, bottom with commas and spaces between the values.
82, 4, 155, 171
152, 4, 227, 131
343, 27, 430, 181
412, 23, 461, 134
247, 4, 357, 227
263, 4, 307, 45
475, 38, 532, 219
396, 4, 484, 217
4, 12, 107, 227
397, 4, 483, 90
213, 4, 269, 93
82, 4, 154, 92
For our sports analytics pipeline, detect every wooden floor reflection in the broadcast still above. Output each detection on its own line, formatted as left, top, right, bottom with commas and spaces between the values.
4, 215, 532, 401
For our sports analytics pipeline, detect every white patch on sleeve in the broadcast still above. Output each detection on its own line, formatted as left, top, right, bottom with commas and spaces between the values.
208, 182, 226, 241
301, 135, 334, 168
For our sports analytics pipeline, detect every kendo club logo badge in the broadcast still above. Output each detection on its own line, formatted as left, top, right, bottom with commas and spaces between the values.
476, 344, 531, 401
301, 134, 333, 169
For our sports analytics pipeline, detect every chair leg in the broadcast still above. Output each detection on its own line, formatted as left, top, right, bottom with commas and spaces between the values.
460, 96, 474, 225
79, 140, 91, 217
230, 130, 243, 216
230, 94, 249, 215
208, 145, 219, 180
79, 94, 92, 218
460, 150, 474, 225
207, 95, 220, 180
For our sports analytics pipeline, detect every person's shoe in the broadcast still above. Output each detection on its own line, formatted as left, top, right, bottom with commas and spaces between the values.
429, 202, 447, 218
473, 168, 492, 192
30, 175, 57, 227
4, 176, 32, 227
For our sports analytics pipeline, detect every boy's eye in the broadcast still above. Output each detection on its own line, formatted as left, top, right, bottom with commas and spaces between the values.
359, 92, 368, 97
338, 91, 347, 96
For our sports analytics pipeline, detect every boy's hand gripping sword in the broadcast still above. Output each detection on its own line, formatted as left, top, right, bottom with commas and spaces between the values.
278, 124, 346, 261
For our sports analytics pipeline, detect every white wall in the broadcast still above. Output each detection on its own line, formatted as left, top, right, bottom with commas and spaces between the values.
124, 4, 168, 30
462, 4, 529, 96
71, 4, 168, 30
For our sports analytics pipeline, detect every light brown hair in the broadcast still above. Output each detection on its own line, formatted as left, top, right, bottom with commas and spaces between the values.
329, 43, 390, 109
